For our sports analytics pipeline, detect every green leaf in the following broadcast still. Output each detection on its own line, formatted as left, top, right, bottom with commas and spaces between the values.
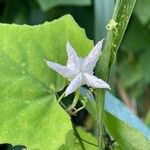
134, 0, 150, 24
37, 0, 91, 11
121, 16, 150, 52
59, 128, 98, 150
105, 92, 150, 139
105, 112, 150, 150
0, 15, 93, 149
118, 59, 142, 88
145, 110, 150, 128
0, 89, 70, 149
0, 15, 93, 92
139, 50, 150, 83
116, 52, 144, 98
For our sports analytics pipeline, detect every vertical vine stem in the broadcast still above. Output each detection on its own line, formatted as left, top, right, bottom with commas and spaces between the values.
96, 90, 105, 150
72, 123, 86, 150
95, 0, 136, 149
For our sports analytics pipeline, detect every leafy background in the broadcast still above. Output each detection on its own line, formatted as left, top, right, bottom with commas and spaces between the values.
0, 0, 150, 149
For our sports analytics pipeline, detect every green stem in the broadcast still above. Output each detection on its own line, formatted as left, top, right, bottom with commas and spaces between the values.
96, 90, 105, 150
94, 1, 114, 149
57, 91, 65, 103
81, 138, 98, 147
72, 88, 80, 107
72, 123, 85, 150
95, 1, 136, 149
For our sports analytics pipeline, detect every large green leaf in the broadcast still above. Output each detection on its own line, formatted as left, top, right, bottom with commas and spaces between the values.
37, 0, 91, 11
0, 15, 93, 92
0, 15, 93, 149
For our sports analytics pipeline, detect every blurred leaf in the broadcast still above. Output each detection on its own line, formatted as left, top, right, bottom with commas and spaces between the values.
0, 15, 93, 149
128, 81, 144, 98
37, 0, 91, 11
94, 0, 115, 41
119, 17, 150, 97
145, 110, 150, 128
59, 128, 98, 150
121, 17, 150, 52
134, 0, 150, 24
140, 50, 150, 83
118, 59, 142, 88
0, 0, 32, 23
117, 56, 144, 98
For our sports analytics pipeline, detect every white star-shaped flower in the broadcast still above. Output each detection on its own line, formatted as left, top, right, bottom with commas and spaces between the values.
45, 39, 110, 96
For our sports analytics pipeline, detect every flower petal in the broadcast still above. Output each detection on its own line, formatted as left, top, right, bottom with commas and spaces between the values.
83, 73, 111, 89
82, 39, 103, 73
65, 74, 82, 96
66, 41, 80, 68
45, 60, 73, 78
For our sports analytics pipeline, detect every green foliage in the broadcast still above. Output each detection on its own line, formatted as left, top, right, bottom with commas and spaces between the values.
105, 112, 150, 150
37, 0, 91, 11
0, 15, 93, 149
121, 17, 150, 52
134, 0, 150, 24
118, 15, 150, 99
0, 0, 150, 149
105, 92, 150, 139
140, 50, 150, 83
0, 91, 70, 150
121, 15, 150, 84
82, 89, 150, 149
145, 110, 150, 128
118, 59, 142, 88
59, 128, 98, 150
